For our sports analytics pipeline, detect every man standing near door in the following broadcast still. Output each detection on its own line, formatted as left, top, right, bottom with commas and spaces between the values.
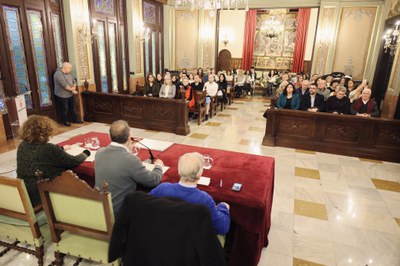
53, 62, 82, 126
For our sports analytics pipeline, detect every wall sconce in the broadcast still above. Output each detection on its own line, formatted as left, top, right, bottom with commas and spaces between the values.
221, 33, 229, 47
136, 22, 150, 42
77, 19, 98, 43
383, 21, 400, 56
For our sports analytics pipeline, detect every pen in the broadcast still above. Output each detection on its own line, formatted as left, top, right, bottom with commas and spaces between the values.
219, 179, 222, 187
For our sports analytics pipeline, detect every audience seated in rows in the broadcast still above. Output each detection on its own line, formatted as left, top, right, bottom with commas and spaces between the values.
94, 120, 164, 215
17, 115, 89, 207
150, 152, 230, 235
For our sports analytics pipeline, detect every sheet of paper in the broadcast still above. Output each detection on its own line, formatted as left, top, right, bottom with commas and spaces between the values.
134, 139, 173, 151
142, 162, 169, 174
198, 176, 210, 186
65, 145, 96, 162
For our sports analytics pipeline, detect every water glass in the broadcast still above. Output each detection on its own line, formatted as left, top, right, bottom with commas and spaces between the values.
203, 154, 213, 170
91, 137, 100, 149
131, 146, 140, 156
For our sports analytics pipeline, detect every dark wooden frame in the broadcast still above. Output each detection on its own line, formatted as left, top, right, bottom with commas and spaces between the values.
142, 0, 164, 76
0, 0, 68, 137
0, 176, 46, 266
82, 91, 190, 135
188, 91, 207, 125
37, 170, 114, 265
263, 109, 400, 163
89, 0, 129, 94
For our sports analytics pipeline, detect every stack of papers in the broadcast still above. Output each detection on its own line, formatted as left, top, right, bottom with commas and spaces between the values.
65, 145, 96, 162
198, 176, 210, 186
134, 139, 173, 151
142, 162, 169, 174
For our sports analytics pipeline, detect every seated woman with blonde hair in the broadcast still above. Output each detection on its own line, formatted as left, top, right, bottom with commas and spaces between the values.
17, 115, 90, 206
159, 75, 176, 99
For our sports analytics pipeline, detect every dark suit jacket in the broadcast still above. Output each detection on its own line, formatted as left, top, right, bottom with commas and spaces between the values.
300, 93, 325, 112
108, 191, 226, 266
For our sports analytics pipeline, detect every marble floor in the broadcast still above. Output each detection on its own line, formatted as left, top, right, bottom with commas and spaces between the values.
0, 96, 399, 266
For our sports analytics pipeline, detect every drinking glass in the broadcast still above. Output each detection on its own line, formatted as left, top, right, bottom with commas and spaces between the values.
84, 138, 92, 148
131, 146, 140, 156
203, 154, 213, 170
91, 137, 100, 149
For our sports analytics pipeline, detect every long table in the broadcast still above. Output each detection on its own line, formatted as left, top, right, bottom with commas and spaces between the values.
59, 132, 275, 266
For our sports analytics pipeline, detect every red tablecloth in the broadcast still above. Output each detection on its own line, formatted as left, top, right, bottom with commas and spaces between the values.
58, 132, 161, 186
58, 132, 274, 266
157, 144, 274, 266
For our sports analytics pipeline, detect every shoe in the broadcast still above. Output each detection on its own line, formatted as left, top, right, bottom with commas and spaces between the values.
63, 122, 71, 126
72, 120, 84, 124
205, 115, 209, 121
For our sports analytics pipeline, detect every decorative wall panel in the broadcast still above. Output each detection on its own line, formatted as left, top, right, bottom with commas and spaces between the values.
314, 7, 335, 75
121, 26, 128, 91
388, 0, 400, 19
253, 10, 298, 70
134, 0, 142, 73
95, 0, 114, 15
143, 1, 156, 24
52, 14, 63, 68
97, 22, 108, 92
175, 10, 199, 69
333, 7, 377, 79
203, 13, 214, 68
76, 27, 91, 80
27, 10, 52, 107
108, 23, 118, 92
3, 6, 33, 109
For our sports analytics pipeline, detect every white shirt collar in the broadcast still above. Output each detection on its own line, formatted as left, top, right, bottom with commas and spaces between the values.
362, 99, 369, 104
110, 142, 130, 152
178, 181, 197, 188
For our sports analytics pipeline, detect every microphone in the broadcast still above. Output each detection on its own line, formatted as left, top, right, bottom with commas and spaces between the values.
131, 137, 155, 163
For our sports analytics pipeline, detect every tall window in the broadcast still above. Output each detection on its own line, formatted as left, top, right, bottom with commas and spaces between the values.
143, 0, 163, 75
90, 0, 129, 93
0, 0, 67, 120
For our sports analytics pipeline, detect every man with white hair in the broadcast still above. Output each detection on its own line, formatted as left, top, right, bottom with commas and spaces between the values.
53, 62, 82, 126
350, 88, 379, 117
150, 152, 230, 234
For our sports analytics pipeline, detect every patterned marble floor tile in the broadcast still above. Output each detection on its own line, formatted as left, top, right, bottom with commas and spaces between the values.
293, 234, 336, 266
295, 149, 316, 155
371, 178, 400, 193
258, 249, 292, 266
295, 167, 321, 180
294, 199, 328, 221
396, 218, 400, 228
293, 257, 325, 266
359, 158, 383, 164
188, 133, 208, 139
248, 126, 265, 132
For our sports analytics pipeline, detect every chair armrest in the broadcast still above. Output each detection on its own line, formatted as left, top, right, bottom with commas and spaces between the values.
33, 204, 43, 214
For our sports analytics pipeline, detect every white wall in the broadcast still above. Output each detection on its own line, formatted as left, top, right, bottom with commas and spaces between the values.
304, 8, 318, 61
218, 10, 246, 58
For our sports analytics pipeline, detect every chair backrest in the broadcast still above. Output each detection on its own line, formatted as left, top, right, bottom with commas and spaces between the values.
0, 176, 40, 238
37, 170, 114, 243
194, 91, 207, 106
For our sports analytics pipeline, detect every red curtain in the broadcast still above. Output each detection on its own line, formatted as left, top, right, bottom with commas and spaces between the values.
291, 8, 311, 73
241, 10, 257, 70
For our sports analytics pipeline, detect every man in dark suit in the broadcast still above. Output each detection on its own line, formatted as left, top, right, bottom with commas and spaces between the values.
300, 83, 325, 112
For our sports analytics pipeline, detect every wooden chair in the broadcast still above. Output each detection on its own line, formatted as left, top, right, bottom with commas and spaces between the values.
189, 91, 207, 125
37, 171, 118, 266
209, 96, 218, 118
0, 176, 50, 266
